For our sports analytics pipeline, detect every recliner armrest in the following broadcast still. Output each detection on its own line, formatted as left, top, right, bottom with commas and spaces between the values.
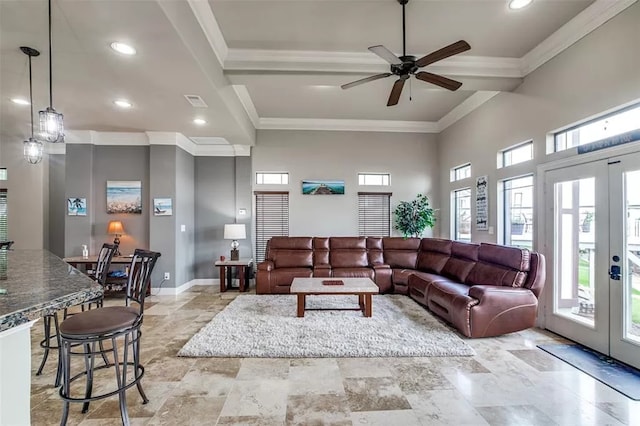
372, 264, 390, 270
257, 261, 274, 271
469, 285, 536, 304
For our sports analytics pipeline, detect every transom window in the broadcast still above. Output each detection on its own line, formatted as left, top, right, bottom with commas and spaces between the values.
358, 173, 390, 186
554, 102, 640, 152
499, 141, 533, 168
256, 172, 289, 185
0, 169, 6, 180
451, 164, 471, 182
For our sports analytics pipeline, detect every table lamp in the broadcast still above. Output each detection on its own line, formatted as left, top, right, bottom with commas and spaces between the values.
107, 220, 124, 256
224, 224, 246, 260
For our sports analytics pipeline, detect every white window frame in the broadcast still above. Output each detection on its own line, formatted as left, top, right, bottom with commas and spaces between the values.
255, 172, 289, 185
450, 163, 471, 182
498, 140, 534, 168
358, 173, 390, 186
498, 174, 534, 249
451, 188, 471, 242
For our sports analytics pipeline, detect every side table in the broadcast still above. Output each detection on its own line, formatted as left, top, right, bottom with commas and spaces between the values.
215, 258, 253, 292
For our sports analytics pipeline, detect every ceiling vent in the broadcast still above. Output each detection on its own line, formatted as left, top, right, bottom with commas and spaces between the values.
184, 95, 208, 108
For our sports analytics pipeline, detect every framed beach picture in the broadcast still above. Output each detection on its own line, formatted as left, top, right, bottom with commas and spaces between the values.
106, 181, 142, 214
153, 198, 172, 216
67, 197, 87, 216
302, 180, 345, 195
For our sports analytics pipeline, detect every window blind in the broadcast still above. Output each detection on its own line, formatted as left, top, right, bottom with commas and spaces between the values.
255, 191, 289, 262
358, 192, 391, 237
0, 189, 7, 242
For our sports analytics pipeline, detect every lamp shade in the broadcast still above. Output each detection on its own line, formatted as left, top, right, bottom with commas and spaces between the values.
107, 220, 124, 235
224, 224, 246, 240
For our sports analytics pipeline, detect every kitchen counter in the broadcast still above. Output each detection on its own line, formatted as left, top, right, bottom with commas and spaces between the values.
0, 249, 103, 425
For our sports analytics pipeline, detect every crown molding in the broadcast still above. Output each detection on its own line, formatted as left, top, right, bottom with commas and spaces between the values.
438, 91, 500, 132
521, 0, 637, 75
226, 49, 523, 78
187, 0, 228, 66
231, 85, 260, 128
259, 118, 439, 134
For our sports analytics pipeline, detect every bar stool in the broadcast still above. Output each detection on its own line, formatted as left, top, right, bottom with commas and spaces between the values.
58, 249, 160, 425
36, 243, 117, 386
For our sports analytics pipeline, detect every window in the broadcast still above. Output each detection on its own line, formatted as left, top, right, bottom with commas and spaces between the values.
358, 173, 390, 186
255, 191, 289, 262
0, 189, 6, 242
554, 102, 640, 152
256, 172, 289, 185
501, 175, 534, 249
499, 141, 533, 168
453, 188, 471, 242
451, 164, 471, 182
358, 192, 391, 237
0, 169, 6, 180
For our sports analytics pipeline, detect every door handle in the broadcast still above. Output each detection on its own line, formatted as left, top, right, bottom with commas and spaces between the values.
609, 265, 621, 280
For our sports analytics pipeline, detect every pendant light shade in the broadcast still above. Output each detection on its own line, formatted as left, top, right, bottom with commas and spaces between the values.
21, 46, 44, 165
39, 0, 64, 143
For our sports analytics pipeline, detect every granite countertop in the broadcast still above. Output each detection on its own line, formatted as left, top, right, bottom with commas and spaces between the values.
0, 249, 103, 333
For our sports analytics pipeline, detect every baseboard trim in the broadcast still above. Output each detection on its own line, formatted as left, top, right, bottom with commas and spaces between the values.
153, 278, 219, 295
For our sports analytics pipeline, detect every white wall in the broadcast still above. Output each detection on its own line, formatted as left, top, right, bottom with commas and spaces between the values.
253, 129, 440, 237
437, 2, 640, 246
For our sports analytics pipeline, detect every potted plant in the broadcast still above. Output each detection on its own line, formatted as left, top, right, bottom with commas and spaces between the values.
511, 213, 525, 235
394, 194, 436, 238
581, 212, 594, 232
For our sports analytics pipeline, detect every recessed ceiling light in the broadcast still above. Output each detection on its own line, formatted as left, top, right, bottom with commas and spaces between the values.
193, 118, 207, 125
509, 0, 532, 10
11, 98, 30, 105
113, 99, 132, 108
110, 42, 136, 55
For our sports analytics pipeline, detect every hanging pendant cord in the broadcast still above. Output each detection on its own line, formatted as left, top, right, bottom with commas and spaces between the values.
48, 0, 53, 107
28, 55, 34, 138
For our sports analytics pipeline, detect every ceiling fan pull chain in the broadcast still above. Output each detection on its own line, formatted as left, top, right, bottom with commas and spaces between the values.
409, 78, 412, 101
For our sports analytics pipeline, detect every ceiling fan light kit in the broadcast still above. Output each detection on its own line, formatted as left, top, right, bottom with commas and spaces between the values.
341, 0, 470, 106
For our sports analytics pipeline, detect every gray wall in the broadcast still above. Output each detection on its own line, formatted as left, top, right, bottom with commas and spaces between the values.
253, 130, 440, 237
175, 146, 195, 285
64, 144, 95, 256
194, 156, 252, 278
437, 3, 640, 246
48, 154, 66, 257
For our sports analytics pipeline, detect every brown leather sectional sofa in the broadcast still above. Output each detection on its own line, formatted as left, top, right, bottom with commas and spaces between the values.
256, 236, 545, 338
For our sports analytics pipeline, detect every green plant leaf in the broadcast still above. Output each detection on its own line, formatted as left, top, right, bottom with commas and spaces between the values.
393, 194, 436, 238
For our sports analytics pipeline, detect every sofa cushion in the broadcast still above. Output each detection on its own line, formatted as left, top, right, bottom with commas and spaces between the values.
382, 237, 421, 250
391, 269, 415, 286
384, 251, 418, 269
330, 251, 368, 268
268, 236, 312, 251
416, 238, 452, 273
272, 250, 313, 268
478, 243, 530, 271
271, 268, 313, 287
330, 237, 366, 249
367, 237, 384, 265
332, 268, 374, 279
466, 263, 527, 288
313, 237, 330, 265
440, 242, 478, 282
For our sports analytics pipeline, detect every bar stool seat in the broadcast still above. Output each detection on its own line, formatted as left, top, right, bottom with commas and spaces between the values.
59, 306, 139, 336
58, 248, 160, 426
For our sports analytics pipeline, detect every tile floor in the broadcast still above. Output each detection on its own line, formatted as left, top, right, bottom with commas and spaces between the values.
29, 285, 640, 425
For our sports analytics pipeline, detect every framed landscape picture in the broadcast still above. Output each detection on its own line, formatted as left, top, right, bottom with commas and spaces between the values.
67, 197, 87, 216
153, 198, 172, 216
107, 181, 142, 214
302, 180, 345, 195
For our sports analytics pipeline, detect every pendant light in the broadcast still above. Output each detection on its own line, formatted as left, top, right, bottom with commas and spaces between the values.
38, 0, 64, 143
21, 46, 44, 165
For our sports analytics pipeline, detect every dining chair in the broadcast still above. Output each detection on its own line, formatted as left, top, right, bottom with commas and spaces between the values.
58, 248, 161, 425
36, 243, 117, 386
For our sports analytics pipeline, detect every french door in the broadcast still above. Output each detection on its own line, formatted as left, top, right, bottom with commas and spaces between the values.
544, 151, 640, 369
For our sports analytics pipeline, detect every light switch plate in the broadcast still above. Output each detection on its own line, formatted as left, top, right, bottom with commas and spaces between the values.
181, 224, 186, 232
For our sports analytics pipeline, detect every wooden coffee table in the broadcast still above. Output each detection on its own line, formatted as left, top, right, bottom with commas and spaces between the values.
290, 277, 379, 317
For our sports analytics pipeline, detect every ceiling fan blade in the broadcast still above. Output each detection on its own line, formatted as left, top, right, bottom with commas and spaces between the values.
415, 71, 463, 91
415, 40, 471, 68
341, 73, 392, 90
387, 77, 407, 107
368, 45, 402, 65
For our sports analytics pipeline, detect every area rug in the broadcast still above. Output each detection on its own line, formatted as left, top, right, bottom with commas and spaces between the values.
538, 343, 640, 400
178, 294, 474, 358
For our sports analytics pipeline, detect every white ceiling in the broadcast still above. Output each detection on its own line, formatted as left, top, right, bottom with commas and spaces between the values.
2, 0, 632, 150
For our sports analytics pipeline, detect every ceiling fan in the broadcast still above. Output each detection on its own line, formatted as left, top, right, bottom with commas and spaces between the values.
341, 0, 471, 107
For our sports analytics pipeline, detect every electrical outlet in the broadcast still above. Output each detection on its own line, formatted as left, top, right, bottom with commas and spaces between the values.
164, 272, 170, 280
